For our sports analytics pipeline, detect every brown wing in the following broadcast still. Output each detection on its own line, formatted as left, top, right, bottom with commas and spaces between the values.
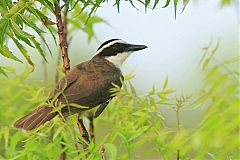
49, 57, 122, 114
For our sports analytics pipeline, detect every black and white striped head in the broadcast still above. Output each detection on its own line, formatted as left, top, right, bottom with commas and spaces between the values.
95, 39, 147, 67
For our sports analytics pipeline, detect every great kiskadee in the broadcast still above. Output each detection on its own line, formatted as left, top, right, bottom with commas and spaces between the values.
14, 39, 147, 131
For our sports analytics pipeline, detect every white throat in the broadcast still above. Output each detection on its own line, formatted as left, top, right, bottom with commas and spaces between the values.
105, 52, 132, 67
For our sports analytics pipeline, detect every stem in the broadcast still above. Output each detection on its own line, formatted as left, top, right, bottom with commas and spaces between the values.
176, 107, 180, 160
175, 97, 184, 160
54, 1, 69, 159
54, 0, 70, 74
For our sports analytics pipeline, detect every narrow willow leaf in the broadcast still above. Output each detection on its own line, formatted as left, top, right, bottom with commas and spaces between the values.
210, 39, 220, 57
0, 19, 9, 46
26, 6, 55, 26
104, 143, 117, 160
145, 0, 150, 12
0, 66, 8, 77
115, 0, 120, 13
174, 0, 178, 19
223, 56, 240, 64
69, 103, 89, 109
128, 0, 138, 10
162, 0, 170, 8
39, 33, 52, 56
10, 20, 33, 39
0, 45, 22, 62
11, 36, 35, 69
149, 85, 155, 95
36, 0, 54, 13
129, 81, 136, 95
19, 14, 45, 34
153, 0, 159, 9
202, 58, 210, 71
15, 34, 34, 48
181, 0, 189, 13
163, 75, 168, 89
30, 37, 47, 62
161, 89, 175, 94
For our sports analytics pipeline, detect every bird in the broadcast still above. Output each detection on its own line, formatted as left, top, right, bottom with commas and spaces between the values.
14, 39, 147, 131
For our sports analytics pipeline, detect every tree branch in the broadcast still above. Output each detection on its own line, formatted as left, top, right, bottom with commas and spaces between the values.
54, 0, 70, 74
54, 1, 69, 159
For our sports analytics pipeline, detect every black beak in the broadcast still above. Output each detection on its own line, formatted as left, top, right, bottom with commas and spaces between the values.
128, 44, 148, 52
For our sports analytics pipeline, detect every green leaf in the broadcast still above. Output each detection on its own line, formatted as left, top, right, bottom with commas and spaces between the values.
104, 143, 117, 160
174, 0, 178, 19
0, 45, 22, 62
11, 35, 35, 68
19, 14, 45, 34
115, 0, 120, 13
0, 19, 9, 46
153, 0, 159, 9
162, 0, 170, 8
163, 75, 168, 89
36, 0, 54, 13
0, 66, 8, 77
149, 85, 155, 95
145, 0, 150, 12
210, 39, 220, 57
10, 20, 33, 39
15, 33, 34, 48
161, 89, 175, 94
129, 81, 136, 95
30, 37, 47, 62
128, 0, 138, 10
202, 58, 210, 70
181, 0, 189, 13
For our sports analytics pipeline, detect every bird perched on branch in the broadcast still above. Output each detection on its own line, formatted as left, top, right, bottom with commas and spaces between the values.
14, 39, 147, 131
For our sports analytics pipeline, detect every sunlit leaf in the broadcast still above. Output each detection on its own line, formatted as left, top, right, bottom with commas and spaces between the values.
163, 75, 168, 89
149, 85, 155, 95
202, 58, 210, 70
10, 20, 33, 39
30, 37, 47, 62
19, 14, 45, 34
0, 66, 8, 77
0, 19, 9, 46
11, 35, 35, 69
181, 0, 189, 13
0, 45, 22, 62
104, 143, 117, 160
128, 81, 136, 95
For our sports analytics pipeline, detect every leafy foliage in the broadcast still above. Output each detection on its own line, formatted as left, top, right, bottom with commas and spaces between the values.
0, 41, 239, 159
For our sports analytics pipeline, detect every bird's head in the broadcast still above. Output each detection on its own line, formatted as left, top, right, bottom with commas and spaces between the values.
94, 39, 147, 67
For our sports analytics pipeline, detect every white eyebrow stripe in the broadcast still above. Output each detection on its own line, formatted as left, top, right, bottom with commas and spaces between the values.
95, 40, 126, 56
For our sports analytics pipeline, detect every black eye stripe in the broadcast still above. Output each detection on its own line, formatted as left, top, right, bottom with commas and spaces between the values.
98, 43, 129, 57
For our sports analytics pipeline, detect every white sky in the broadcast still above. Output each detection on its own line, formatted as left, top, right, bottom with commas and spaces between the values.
89, 0, 238, 94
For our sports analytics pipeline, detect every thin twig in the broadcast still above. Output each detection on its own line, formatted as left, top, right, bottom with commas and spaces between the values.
175, 97, 185, 160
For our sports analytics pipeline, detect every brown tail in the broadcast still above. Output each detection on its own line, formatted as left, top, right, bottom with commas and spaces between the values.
14, 104, 57, 131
